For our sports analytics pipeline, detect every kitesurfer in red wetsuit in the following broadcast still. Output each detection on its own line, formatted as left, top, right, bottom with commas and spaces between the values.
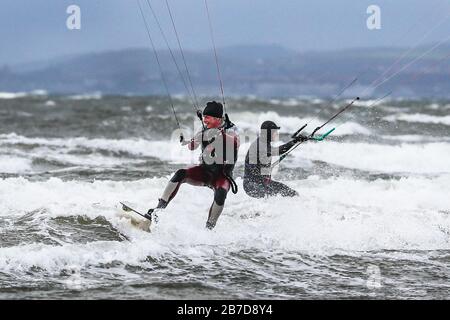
147, 101, 239, 229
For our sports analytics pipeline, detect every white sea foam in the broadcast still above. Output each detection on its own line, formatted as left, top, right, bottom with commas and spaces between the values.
0, 175, 449, 272
0, 156, 32, 173
67, 92, 103, 100
234, 111, 307, 134
266, 98, 317, 107
426, 103, 440, 110
30, 90, 48, 96
289, 141, 450, 174
419, 103, 450, 111
384, 113, 450, 126
0, 90, 47, 99
331, 122, 371, 136
0, 92, 27, 99
2, 133, 449, 174
233, 111, 371, 136
0, 133, 199, 166
278, 98, 302, 107
380, 105, 407, 113
353, 98, 390, 108
45, 100, 56, 107
381, 135, 450, 143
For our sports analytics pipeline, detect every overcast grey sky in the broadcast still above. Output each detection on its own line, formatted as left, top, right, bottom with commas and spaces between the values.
2, 0, 450, 65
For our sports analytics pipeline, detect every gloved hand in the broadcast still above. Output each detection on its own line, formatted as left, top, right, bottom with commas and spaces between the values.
224, 114, 235, 129
196, 110, 203, 121
144, 210, 153, 221
180, 134, 193, 146
146, 208, 159, 223
293, 135, 308, 143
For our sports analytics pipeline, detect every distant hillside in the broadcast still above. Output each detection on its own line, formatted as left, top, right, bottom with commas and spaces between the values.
1, 44, 450, 98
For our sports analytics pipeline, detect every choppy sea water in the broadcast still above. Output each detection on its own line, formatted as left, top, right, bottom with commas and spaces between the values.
0, 92, 449, 299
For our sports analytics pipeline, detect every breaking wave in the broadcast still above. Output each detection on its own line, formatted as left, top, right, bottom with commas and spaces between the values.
0, 174, 449, 274
384, 113, 450, 126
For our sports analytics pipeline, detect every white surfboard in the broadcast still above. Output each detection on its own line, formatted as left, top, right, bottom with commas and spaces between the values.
119, 202, 152, 232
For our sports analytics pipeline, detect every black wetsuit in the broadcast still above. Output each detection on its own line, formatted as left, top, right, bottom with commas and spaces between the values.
243, 135, 299, 198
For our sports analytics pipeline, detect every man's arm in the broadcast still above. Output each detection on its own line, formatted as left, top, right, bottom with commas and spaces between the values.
181, 131, 203, 150
272, 136, 307, 156
275, 140, 297, 155
223, 130, 240, 150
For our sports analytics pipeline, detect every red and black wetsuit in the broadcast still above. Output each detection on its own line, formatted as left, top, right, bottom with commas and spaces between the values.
157, 125, 240, 229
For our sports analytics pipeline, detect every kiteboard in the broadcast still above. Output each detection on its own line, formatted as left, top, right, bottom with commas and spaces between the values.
119, 202, 152, 232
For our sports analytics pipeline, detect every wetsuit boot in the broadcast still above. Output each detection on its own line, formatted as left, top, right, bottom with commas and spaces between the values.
205, 188, 227, 229
146, 169, 186, 221
205, 201, 224, 230
146, 198, 168, 222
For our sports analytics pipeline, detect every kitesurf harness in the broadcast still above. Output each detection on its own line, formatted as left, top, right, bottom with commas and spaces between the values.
222, 116, 239, 194
225, 169, 238, 194
199, 118, 238, 194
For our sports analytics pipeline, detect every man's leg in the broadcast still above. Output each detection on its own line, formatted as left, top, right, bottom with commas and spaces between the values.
243, 180, 266, 198
155, 166, 207, 209
205, 176, 230, 229
266, 180, 298, 197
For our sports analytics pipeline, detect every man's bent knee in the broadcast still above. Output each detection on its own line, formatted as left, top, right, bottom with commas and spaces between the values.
170, 169, 186, 183
214, 188, 228, 206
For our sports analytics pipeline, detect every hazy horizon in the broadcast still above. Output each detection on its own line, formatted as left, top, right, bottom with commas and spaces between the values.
8, 41, 443, 69
2, 0, 450, 66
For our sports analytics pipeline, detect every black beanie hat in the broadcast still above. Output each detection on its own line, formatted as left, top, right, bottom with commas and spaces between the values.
261, 120, 280, 130
203, 101, 223, 118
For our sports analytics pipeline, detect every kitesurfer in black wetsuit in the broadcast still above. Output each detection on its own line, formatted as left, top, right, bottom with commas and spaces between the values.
244, 121, 306, 198
147, 101, 239, 229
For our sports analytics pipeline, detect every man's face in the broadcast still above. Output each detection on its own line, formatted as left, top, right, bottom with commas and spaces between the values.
203, 115, 222, 128
271, 129, 279, 141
